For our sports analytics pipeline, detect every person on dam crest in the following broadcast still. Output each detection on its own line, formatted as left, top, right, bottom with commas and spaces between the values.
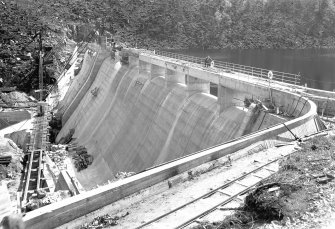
204, 56, 212, 67
268, 70, 273, 80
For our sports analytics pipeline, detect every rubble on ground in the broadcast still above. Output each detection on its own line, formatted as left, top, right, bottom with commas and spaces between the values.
25, 190, 72, 212
114, 171, 136, 180
47, 145, 69, 170
80, 212, 130, 229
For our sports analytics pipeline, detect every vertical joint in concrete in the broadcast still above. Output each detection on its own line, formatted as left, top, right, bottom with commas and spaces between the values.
218, 85, 234, 113
151, 64, 165, 79
237, 103, 259, 136
139, 60, 151, 77
165, 69, 185, 88
186, 75, 210, 97
129, 56, 139, 66
99, 36, 107, 48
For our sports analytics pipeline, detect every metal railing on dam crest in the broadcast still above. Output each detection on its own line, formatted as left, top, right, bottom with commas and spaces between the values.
153, 50, 301, 85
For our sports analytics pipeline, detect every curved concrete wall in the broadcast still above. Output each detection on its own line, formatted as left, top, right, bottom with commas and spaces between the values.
56, 58, 258, 188
56, 49, 320, 189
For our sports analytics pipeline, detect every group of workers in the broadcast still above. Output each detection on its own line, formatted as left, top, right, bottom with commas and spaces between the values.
204, 56, 274, 82
204, 56, 214, 67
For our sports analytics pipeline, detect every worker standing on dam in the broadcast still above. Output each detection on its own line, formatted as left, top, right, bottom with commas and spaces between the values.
204, 56, 212, 67
268, 70, 273, 80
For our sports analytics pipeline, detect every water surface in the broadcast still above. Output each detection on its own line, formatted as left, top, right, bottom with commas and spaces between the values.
169, 49, 335, 91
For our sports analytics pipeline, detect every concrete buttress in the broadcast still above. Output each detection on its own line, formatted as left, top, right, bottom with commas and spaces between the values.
186, 75, 210, 97
165, 69, 185, 89
151, 64, 166, 79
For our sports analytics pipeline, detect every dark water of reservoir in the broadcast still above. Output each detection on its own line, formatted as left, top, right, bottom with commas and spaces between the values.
168, 49, 335, 91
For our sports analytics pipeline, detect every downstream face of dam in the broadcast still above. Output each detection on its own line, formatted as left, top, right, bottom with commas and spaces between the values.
54, 46, 304, 189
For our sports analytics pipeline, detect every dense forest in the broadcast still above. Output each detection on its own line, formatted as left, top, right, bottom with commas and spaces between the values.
61, 0, 335, 49
11, 0, 335, 49
1, 0, 335, 92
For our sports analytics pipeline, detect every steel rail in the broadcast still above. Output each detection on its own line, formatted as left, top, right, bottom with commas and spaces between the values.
137, 157, 282, 229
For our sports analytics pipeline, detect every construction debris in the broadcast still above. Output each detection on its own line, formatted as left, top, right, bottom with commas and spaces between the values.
80, 212, 129, 229
25, 190, 72, 212
48, 145, 69, 170
114, 171, 135, 180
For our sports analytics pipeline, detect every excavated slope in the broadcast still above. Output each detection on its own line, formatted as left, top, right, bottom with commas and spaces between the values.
57, 54, 270, 189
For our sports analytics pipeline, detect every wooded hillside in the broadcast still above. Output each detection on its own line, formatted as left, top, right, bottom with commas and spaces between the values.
65, 0, 335, 49
1, 0, 335, 93
11, 0, 335, 49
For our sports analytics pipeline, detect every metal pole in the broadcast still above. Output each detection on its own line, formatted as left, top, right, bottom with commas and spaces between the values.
38, 30, 43, 101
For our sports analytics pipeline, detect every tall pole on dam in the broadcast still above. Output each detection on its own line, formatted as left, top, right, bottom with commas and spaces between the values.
38, 29, 44, 101
268, 70, 273, 104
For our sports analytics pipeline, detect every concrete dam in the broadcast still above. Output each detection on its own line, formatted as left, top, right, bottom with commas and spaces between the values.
55, 45, 318, 190
23, 44, 321, 228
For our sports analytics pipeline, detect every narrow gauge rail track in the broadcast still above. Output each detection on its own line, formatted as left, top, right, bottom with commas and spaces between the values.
137, 153, 291, 229
20, 104, 51, 209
